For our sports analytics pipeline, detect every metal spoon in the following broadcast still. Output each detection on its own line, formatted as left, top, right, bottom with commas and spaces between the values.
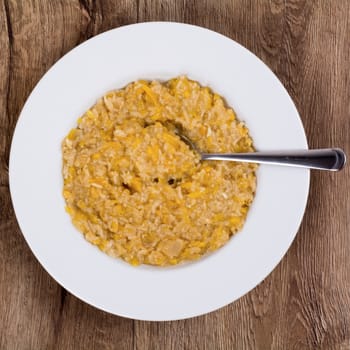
176, 131, 346, 172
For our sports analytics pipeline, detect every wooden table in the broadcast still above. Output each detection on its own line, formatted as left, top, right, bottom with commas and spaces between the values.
1, 1, 349, 349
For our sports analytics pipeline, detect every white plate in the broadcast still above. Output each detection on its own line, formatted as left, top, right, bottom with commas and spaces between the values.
9, 22, 309, 321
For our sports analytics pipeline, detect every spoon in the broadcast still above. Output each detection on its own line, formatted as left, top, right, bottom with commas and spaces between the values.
176, 131, 346, 171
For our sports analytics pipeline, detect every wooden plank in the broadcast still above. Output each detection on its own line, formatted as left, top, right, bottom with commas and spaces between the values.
0, 0, 136, 349
0, 0, 10, 187
134, 1, 350, 349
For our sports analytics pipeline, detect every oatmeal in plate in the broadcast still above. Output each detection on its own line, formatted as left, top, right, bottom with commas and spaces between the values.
62, 76, 257, 266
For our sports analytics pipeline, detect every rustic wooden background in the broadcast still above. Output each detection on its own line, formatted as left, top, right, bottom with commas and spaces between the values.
1, 0, 349, 349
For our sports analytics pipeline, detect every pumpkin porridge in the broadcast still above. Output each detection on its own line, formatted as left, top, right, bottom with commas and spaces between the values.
62, 76, 257, 266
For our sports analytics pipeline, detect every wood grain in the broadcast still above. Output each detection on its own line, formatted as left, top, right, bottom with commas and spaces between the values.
1, 0, 349, 349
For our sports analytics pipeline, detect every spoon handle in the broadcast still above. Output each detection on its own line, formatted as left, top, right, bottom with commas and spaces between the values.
201, 148, 346, 171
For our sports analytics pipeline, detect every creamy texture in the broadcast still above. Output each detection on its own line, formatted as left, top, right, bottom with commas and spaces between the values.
62, 76, 257, 266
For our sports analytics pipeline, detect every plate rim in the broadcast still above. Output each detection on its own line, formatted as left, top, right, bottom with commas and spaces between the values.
9, 21, 310, 321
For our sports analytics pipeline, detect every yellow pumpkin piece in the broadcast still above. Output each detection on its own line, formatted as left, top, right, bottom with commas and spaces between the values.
91, 153, 101, 160
90, 215, 99, 224
63, 190, 72, 200
163, 133, 180, 146
150, 113, 161, 121
65, 206, 74, 215
110, 220, 119, 233
130, 177, 142, 192
146, 146, 159, 162
89, 187, 99, 199
101, 141, 121, 151
130, 257, 140, 266
229, 216, 241, 225
98, 241, 107, 250
212, 213, 225, 222
132, 138, 142, 149
115, 205, 125, 215
181, 182, 193, 190
67, 129, 77, 140
113, 233, 123, 240
139, 84, 158, 105
188, 190, 205, 199
86, 110, 95, 119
